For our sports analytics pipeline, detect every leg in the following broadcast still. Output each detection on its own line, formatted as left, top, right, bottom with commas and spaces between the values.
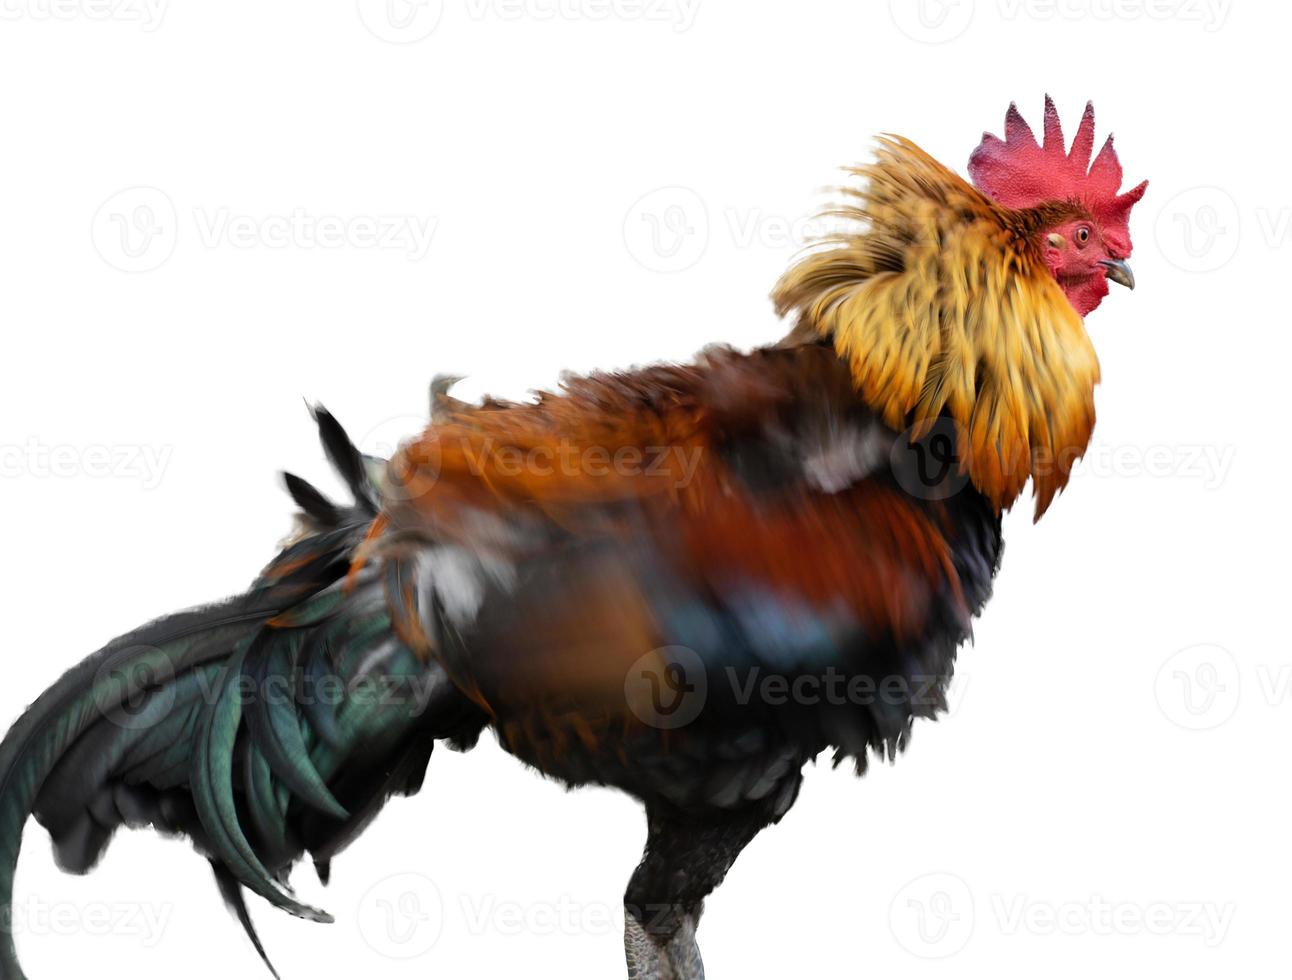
625, 908, 701, 980
622, 805, 774, 980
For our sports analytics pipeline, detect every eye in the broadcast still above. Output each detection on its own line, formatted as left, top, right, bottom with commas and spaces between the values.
1074, 226, 1091, 247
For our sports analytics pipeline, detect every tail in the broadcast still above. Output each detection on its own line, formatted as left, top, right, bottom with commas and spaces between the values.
0, 409, 486, 979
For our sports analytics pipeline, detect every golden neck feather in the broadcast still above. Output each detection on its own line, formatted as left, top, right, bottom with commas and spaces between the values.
772, 136, 1100, 519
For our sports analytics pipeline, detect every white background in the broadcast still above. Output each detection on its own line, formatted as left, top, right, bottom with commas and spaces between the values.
0, 1, 1282, 978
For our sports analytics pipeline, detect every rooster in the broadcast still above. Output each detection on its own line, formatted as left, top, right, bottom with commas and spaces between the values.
0, 97, 1144, 980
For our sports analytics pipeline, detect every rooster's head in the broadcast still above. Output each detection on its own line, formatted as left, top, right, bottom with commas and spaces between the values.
969, 96, 1148, 316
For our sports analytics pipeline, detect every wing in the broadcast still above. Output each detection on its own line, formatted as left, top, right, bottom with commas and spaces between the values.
370, 344, 1002, 797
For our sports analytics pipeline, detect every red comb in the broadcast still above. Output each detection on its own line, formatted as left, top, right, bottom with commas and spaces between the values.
968, 96, 1147, 256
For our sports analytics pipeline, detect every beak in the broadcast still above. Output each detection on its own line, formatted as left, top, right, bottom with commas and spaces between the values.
1100, 258, 1135, 290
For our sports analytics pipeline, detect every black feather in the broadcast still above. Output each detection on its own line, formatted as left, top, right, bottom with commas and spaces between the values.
211, 859, 280, 980
310, 405, 377, 515
282, 471, 342, 527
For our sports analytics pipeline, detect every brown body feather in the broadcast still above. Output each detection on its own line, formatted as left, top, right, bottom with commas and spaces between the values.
363, 344, 978, 779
